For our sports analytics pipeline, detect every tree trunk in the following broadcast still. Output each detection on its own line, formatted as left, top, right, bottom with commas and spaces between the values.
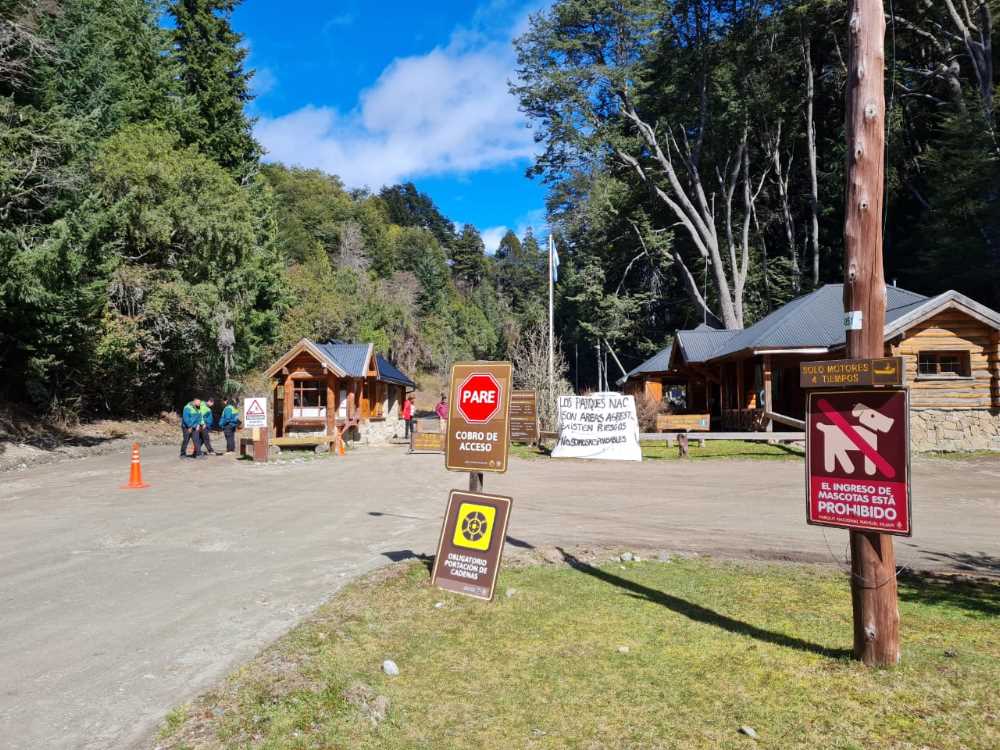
843, 0, 900, 667
770, 123, 799, 293
802, 32, 821, 287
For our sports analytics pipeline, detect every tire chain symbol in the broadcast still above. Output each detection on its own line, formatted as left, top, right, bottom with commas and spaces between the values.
461, 511, 488, 543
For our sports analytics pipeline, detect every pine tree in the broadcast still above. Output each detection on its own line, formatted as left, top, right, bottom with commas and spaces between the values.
497, 227, 546, 320
414, 243, 451, 314
451, 224, 486, 289
378, 182, 455, 246
168, 0, 260, 176
495, 229, 521, 261
37, 0, 176, 140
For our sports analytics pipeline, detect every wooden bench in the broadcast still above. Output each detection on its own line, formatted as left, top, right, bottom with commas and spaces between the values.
269, 435, 339, 454
655, 413, 711, 432
271, 435, 338, 447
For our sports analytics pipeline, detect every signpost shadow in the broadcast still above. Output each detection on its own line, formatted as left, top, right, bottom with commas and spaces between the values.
556, 548, 851, 659
381, 549, 434, 572
897, 566, 1000, 619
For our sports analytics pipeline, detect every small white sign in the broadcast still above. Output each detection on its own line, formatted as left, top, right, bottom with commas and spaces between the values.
844, 310, 864, 330
243, 397, 268, 428
551, 393, 642, 461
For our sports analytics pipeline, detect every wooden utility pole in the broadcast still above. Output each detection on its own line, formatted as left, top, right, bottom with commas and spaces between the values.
843, 0, 900, 666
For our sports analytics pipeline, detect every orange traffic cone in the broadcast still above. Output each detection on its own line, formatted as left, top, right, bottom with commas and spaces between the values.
121, 442, 150, 489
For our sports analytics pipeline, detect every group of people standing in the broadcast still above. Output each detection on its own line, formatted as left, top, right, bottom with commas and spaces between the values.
180, 397, 243, 458
399, 393, 451, 439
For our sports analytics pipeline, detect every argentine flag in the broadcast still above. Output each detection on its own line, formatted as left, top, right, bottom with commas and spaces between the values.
550, 235, 560, 283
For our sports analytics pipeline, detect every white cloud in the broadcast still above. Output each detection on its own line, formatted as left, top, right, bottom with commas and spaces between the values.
251, 67, 277, 97
254, 20, 536, 189
481, 208, 548, 254
481, 226, 509, 255
323, 11, 356, 31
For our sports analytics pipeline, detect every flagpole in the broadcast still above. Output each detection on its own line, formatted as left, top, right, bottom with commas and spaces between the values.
548, 234, 555, 399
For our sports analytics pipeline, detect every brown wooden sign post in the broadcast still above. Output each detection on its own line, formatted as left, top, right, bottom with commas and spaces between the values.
843, 0, 900, 666
431, 490, 512, 600
435, 363, 514, 600
509, 390, 539, 444
800, 357, 904, 388
445, 362, 513, 494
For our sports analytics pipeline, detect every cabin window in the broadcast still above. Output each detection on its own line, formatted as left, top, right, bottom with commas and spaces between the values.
917, 351, 970, 378
291, 379, 327, 418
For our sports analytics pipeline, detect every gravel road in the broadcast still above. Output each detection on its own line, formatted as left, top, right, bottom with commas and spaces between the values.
0, 444, 996, 749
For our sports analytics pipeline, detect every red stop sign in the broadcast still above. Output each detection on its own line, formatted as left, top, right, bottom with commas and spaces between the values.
456, 373, 503, 423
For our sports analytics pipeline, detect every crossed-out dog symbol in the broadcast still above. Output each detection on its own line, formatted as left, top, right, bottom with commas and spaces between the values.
817, 403, 895, 476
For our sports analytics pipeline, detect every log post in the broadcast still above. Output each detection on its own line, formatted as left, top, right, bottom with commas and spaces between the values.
677, 432, 689, 458
763, 354, 774, 433
469, 472, 484, 492
844, 0, 900, 666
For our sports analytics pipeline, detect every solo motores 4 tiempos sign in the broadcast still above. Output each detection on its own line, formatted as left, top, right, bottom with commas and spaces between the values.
800, 357, 904, 388
445, 362, 512, 473
431, 490, 512, 600
806, 389, 911, 536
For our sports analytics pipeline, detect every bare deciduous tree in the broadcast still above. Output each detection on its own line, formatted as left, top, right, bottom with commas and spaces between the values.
338, 220, 368, 270
801, 31, 821, 288
617, 104, 770, 329
508, 321, 571, 431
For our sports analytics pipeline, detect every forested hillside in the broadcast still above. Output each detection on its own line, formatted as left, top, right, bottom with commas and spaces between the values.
1, 0, 997, 416
0, 0, 548, 417
518, 0, 999, 381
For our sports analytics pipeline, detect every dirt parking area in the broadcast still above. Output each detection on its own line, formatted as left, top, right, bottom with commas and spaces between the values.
0, 444, 997, 749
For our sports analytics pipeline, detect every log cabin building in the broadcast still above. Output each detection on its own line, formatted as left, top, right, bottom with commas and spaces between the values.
263, 339, 416, 449
618, 284, 1000, 451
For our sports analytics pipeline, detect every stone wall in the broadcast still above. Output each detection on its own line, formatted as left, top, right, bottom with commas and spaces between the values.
357, 415, 405, 445
353, 392, 405, 446
911, 408, 1000, 452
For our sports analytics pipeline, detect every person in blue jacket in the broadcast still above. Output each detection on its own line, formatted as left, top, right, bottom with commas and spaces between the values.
181, 398, 204, 458
199, 398, 220, 455
219, 398, 242, 453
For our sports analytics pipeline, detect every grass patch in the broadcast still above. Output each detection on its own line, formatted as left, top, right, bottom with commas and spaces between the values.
919, 450, 1000, 461
159, 555, 999, 750
641, 439, 804, 461
510, 442, 551, 460
510, 439, 804, 461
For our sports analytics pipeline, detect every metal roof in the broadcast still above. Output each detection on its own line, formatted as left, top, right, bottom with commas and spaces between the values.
705, 284, 929, 361
318, 342, 373, 377
616, 345, 673, 385
613, 284, 999, 381
884, 289, 1000, 337
375, 353, 417, 389
674, 325, 740, 364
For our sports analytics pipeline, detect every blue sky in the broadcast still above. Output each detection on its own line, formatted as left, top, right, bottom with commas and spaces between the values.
235, 0, 549, 252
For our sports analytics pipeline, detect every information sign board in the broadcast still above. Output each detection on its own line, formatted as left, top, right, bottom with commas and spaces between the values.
800, 357, 904, 388
243, 397, 268, 428
445, 362, 512, 473
806, 389, 911, 535
431, 490, 512, 601
510, 390, 539, 443
551, 393, 642, 461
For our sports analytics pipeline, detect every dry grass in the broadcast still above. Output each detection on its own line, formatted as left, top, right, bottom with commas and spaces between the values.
155, 553, 999, 750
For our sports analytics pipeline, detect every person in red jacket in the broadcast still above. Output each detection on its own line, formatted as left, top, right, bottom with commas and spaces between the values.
402, 394, 415, 439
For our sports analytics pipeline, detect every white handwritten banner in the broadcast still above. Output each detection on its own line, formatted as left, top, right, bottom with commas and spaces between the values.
551, 393, 642, 462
